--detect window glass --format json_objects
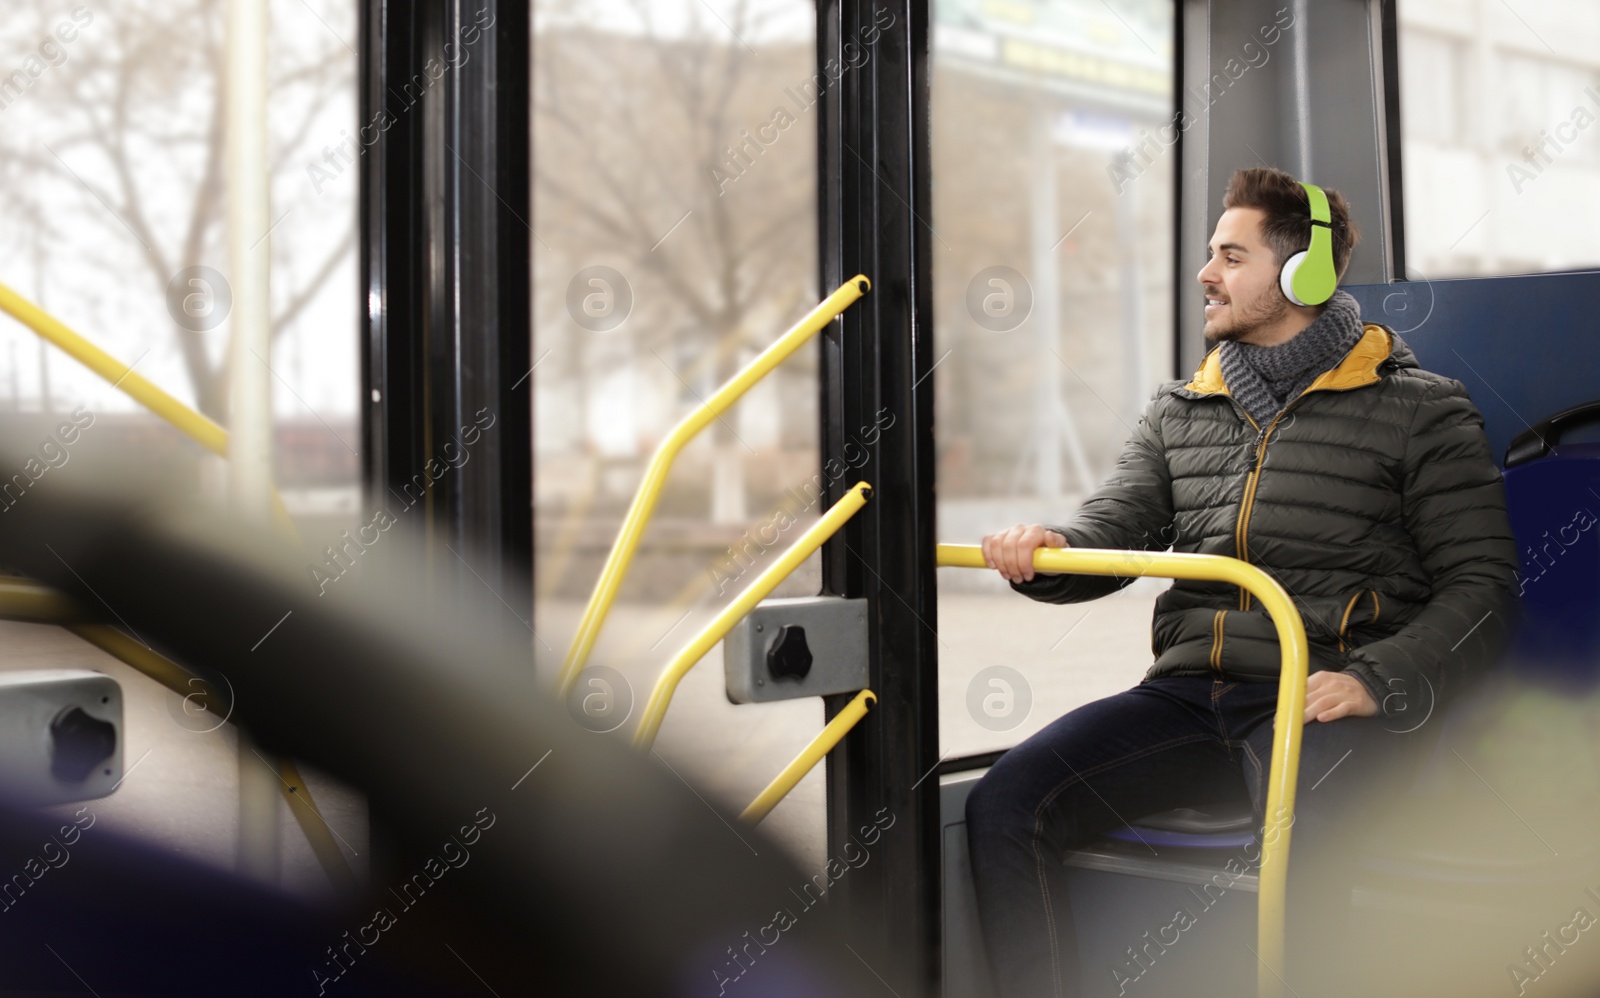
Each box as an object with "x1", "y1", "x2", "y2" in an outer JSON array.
[
  {"x1": 532, "y1": 0, "x2": 826, "y2": 865},
  {"x1": 1399, "y1": 1, "x2": 1600, "y2": 277},
  {"x1": 931, "y1": 0, "x2": 1175, "y2": 758},
  {"x1": 1400, "y1": 32, "x2": 1460, "y2": 145}
]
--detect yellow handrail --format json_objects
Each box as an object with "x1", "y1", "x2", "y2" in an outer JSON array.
[
  {"x1": 0, "y1": 280, "x2": 297, "y2": 539},
  {"x1": 741, "y1": 688, "x2": 875, "y2": 825},
  {"x1": 0, "y1": 577, "x2": 78, "y2": 622},
  {"x1": 934, "y1": 544, "x2": 1308, "y2": 998},
  {"x1": 559, "y1": 275, "x2": 872, "y2": 698},
  {"x1": 0, "y1": 580, "x2": 234, "y2": 728},
  {"x1": 65, "y1": 622, "x2": 231, "y2": 721},
  {"x1": 0, "y1": 281, "x2": 228, "y2": 453},
  {"x1": 278, "y1": 759, "x2": 359, "y2": 892},
  {"x1": 632, "y1": 481, "x2": 873, "y2": 751}
]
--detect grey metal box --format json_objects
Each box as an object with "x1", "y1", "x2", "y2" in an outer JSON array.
[
  {"x1": 724, "y1": 596, "x2": 869, "y2": 703},
  {"x1": 0, "y1": 670, "x2": 123, "y2": 805}
]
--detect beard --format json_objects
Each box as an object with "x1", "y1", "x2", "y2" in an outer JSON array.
[{"x1": 1203, "y1": 286, "x2": 1290, "y2": 343}]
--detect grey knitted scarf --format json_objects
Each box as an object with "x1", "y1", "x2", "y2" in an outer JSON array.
[{"x1": 1219, "y1": 290, "x2": 1364, "y2": 427}]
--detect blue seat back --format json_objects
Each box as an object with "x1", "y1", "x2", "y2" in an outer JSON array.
[{"x1": 1344, "y1": 272, "x2": 1600, "y2": 466}]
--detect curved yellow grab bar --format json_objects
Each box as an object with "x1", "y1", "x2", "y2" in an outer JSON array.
[
  {"x1": 0, "y1": 280, "x2": 297, "y2": 539},
  {"x1": 741, "y1": 688, "x2": 876, "y2": 825},
  {"x1": 633, "y1": 481, "x2": 872, "y2": 751},
  {"x1": 935, "y1": 544, "x2": 1308, "y2": 996},
  {"x1": 559, "y1": 275, "x2": 872, "y2": 698}
]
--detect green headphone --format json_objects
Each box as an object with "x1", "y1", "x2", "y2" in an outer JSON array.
[{"x1": 1279, "y1": 181, "x2": 1337, "y2": 306}]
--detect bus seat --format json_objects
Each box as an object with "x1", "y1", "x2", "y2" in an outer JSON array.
[
  {"x1": 1102, "y1": 801, "x2": 1256, "y2": 849},
  {"x1": 1500, "y1": 405, "x2": 1600, "y2": 687}
]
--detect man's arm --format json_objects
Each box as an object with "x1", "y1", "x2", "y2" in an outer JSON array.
[
  {"x1": 1340, "y1": 380, "x2": 1520, "y2": 708},
  {"x1": 987, "y1": 392, "x2": 1176, "y2": 604}
]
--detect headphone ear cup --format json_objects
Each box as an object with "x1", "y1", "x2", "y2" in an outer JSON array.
[{"x1": 1279, "y1": 251, "x2": 1309, "y2": 306}]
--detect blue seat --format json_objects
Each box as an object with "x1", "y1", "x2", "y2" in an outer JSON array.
[{"x1": 1501, "y1": 404, "x2": 1600, "y2": 687}]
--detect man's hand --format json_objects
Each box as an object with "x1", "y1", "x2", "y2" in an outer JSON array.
[
  {"x1": 981, "y1": 524, "x2": 1068, "y2": 584},
  {"x1": 1303, "y1": 671, "x2": 1378, "y2": 724}
]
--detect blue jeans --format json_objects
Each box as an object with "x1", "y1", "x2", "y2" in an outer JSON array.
[{"x1": 964, "y1": 675, "x2": 1435, "y2": 998}]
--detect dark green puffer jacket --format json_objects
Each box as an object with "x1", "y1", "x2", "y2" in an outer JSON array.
[{"x1": 1014, "y1": 323, "x2": 1519, "y2": 708}]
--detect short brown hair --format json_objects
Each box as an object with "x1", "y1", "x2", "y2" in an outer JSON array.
[{"x1": 1222, "y1": 167, "x2": 1360, "y2": 280}]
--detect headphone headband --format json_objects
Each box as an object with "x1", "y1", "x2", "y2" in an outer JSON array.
[{"x1": 1301, "y1": 181, "x2": 1331, "y2": 225}]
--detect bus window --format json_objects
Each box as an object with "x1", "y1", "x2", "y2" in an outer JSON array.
[
  {"x1": 532, "y1": 0, "x2": 829, "y2": 868},
  {"x1": 930, "y1": 0, "x2": 1177, "y2": 759},
  {"x1": 1398, "y1": 0, "x2": 1600, "y2": 278}
]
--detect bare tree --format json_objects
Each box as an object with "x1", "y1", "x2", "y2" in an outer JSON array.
[{"x1": 533, "y1": 0, "x2": 818, "y2": 521}]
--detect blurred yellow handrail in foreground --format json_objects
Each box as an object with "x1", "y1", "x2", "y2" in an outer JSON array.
[{"x1": 935, "y1": 543, "x2": 1309, "y2": 998}]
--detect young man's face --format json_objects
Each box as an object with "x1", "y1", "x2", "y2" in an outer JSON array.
[{"x1": 1196, "y1": 206, "x2": 1293, "y2": 344}]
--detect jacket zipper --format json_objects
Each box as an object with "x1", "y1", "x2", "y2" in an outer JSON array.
[
  {"x1": 1336, "y1": 591, "x2": 1364, "y2": 652},
  {"x1": 1209, "y1": 609, "x2": 1226, "y2": 673},
  {"x1": 1208, "y1": 398, "x2": 1260, "y2": 672},
  {"x1": 1338, "y1": 589, "x2": 1381, "y2": 652},
  {"x1": 1228, "y1": 370, "x2": 1386, "y2": 610},
  {"x1": 1232, "y1": 402, "x2": 1297, "y2": 611},
  {"x1": 1205, "y1": 344, "x2": 1393, "y2": 624}
]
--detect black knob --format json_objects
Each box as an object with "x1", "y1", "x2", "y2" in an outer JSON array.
[
  {"x1": 51, "y1": 706, "x2": 116, "y2": 783},
  {"x1": 766, "y1": 625, "x2": 813, "y2": 682}
]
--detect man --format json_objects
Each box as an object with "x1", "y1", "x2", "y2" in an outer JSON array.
[{"x1": 965, "y1": 167, "x2": 1518, "y2": 998}]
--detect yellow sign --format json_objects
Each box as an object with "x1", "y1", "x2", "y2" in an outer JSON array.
[{"x1": 1001, "y1": 37, "x2": 1169, "y2": 95}]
